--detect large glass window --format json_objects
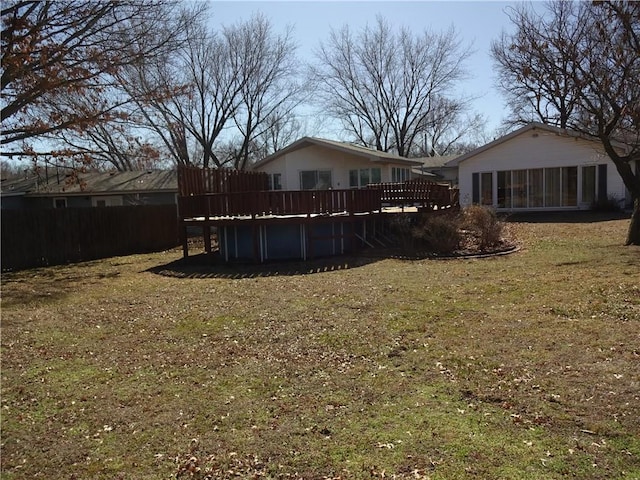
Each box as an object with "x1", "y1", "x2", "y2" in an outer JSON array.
[
  {"x1": 300, "y1": 170, "x2": 332, "y2": 190},
  {"x1": 392, "y1": 167, "x2": 410, "y2": 183},
  {"x1": 529, "y1": 169, "x2": 544, "y2": 207},
  {"x1": 497, "y1": 171, "x2": 511, "y2": 208},
  {"x1": 562, "y1": 166, "x2": 578, "y2": 206},
  {"x1": 581, "y1": 166, "x2": 596, "y2": 204},
  {"x1": 481, "y1": 166, "x2": 580, "y2": 209},
  {"x1": 349, "y1": 168, "x2": 381, "y2": 188},
  {"x1": 480, "y1": 172, "x2": 493, "y2": 205},
  {"x1": 545, "y1": 168, "x2": 561, "y2": 207},
  {"x1": 512, "y1": 169, "x2": 527, "y2": 208}
]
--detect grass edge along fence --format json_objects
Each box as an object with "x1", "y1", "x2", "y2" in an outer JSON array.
[{"x1": 1, "y1": 204, "x2": 179, "y2": 272}]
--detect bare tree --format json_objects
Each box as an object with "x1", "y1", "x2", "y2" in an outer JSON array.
[
  {"x1": 252, "y1": 111, "x2": 305, "y2": 161},
  {"x1": 1, "y1": 0, "x2": 190, "y2": 151},
  {"x1": 39, "y1": 2, "x2": 205, "y2": 171},
  {"x1": 415, "y1": 97, "x2": 488, "y2": 156},
  {"x1": 226, "y1": 15, "x2": 303, "y2": 170},
  {"x1": 492, "y1": 0, "x2": 640, "y2": 245},
  {"x1": 120, "y1": 13, "x2": 301, "y2": 170},
  {"x1": 492, "y1": 1, "x2": 587, "y2": 129},
  {"x1": 310, "y1": 16, "x2": 472, "y2": 157}
]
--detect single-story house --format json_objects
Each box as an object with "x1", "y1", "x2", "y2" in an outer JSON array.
[
  {"x1": 412, "y1": 155, "x2": 460, "y2": 185},
  {"x1": 456, "y1": 122, "x2": 635, "y2": 211},
  {"x1": 251, "y1": 137, "x2": 423, "y2": 190},
  {"x1": 1, "y1": 169, "x2": 178, "y2": 209}
]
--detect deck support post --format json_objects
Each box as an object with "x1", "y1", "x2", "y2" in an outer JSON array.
[
  {"x1": 203, "y1": 224, "x2": 211, "y2": 254},
  {"x1": 181, "y1": 222, "x2": 189, "y2": 259}
]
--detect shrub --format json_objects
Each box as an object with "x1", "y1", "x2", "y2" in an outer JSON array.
[
  {"x1": 461, "y1": 205, "x2": 503, "y2": 249},
  {"x1": 590, "y1": 195, "x2": 622, "y2": 212},
  {"x1": 413, "y1": 213, "x2": 462, "y2": 254}
]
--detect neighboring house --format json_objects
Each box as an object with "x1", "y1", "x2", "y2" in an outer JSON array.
[
  {"x1": 1, "y1": 170, "x2": 178, "y2": 209},
  {"x1": 456, "y1": 122, "x2": 635, "y2": 211},
  {"x1": 252, "y1": 137, "x2": 423, "y2": 190},
  {"x1": 412, "y1": 155, "x2": 460, "y2": 185}
]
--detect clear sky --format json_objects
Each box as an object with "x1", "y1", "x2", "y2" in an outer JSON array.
[{"x1": 208, "y1": 0, "x2": 522, "y2": 139}]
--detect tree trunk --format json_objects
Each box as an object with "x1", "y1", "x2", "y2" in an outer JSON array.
[{"x1": 626, "y1": 197, "x2": 640, "y2": 246}]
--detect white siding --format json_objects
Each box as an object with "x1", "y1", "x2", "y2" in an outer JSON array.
[
  {"x1": 459, "y1": 129, "x2": 627, "y2": 209},
  {"x1": 256, "y1": 145, "x2": 408, "y2": 190}
]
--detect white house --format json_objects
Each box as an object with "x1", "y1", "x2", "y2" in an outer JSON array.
[
  {"x1": 252, "y1": 137, "x2": 423, "y2": 190},
  {"x1": 457, "y1": 122, "x2": 633, "y2": 211}
]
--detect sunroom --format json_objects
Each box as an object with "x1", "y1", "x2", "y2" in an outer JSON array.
[
  {"x1": 457, "y1": 123, "x2": 630, "y2": 211},
  {"x1": 472, "y1": 164, "x2": 608, "y2": 210}
]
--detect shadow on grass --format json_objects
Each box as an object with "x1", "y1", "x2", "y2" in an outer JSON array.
[
  {"x1": 502, "y1": 210, "x2": 630, "y2": 224},
  {"x1": 146, "y1": 252, "x2": 384, "y2": 279}
]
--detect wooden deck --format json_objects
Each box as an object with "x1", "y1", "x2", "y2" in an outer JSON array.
[
  {"x1": 177, "y1": 166, "x2": 459, "y2": 262},
  {"x1": 179, "y1": 188, "x2": 382, "y2": 220}
]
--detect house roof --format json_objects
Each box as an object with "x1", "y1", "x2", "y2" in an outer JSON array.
[
  {"x1": 1, "y1": 170, "x2": 178, "y2": 197},
  {"x1": 453, "y1": 122, "x2": 622, "y2": 165},
  {"x1": 252, "y1": 137, "x2": 423, "y2": 169},
  {"x1": 414, "y1": 155, "x2": 460, "y2": 168}
]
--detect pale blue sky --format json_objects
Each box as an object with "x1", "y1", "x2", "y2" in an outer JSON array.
[{"x1": 209, "y1": 1, "x2": 523, "y2": 139}]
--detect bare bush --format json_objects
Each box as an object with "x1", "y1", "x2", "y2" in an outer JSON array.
[
  {"x1": 461, "y1": 205, "x2": 503, "y2": 249},
  {"x1": 413, "y1": 213, "x2": 462, "y2": 254}
]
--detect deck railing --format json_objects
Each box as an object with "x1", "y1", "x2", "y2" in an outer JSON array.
[
  {"x1": 177, "y1": 166, "x2": 458, "y2": 219},
  {"x1": 368, "y1": 180, "x2": 459, "y2": 209},
  {"x1": 178, "y1": 165, "x2": 268, "y2": 196},
  {"x1": 179, "y1": 188, "x2": 383, "y2": 219}
]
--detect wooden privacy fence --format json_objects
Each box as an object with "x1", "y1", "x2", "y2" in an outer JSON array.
[
  {"x1": 368, "y1": 179, "x2": 460, "y2": 209},
  {"x1": 1, "y1": 205, "x2": 179, "y2": 271},
  {"x1": 179, "y1": 188, "x2": 382, "y2": 219},
  {"x1": 178, "y1": 165, "x2": 268, "y2": 196}
]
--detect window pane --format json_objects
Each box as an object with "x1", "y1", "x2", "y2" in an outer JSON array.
[
  {"x1": 562, "y1": 166, "x2": 577, "y2": 206},
  {"x1": 481, "y1": 172, "x2": 492, "y2": 205},
  {"x1": 497, "y1": 170, "x2": 511, "y2": 208},
  {"x1": 529, "y1": 169, "x2": 544, "y2": 207},
  {"x1": 318, "y1": 170, "x2": 332, "y2": 189},
  {"x1": 472, "y1": 172, "x2": 480, "y2": 204},
  {"x1": 300, "y1": 171, "x2": 317, "y2": 190},
  {"x1": 545, "y1": 168, "x2": 561, "y2": 207},
  {"x1": 582, "y1": 166, "x2": 596, "y2": 204},
  {"x1": 273, "y1": 173, "x2": 282, "y2": 190},
  {"x1": 359, "y1": 169, "x2": 370, "y2": 187},
  {"x1": 349, "y1": 170, "x2": 358, "y2": 188},
  {"x1": 512, "y1": 169, "x2": 527, "y2": 208},
  {"x1": 371, "y1": 168, "x2": 381, "y2": 184}
]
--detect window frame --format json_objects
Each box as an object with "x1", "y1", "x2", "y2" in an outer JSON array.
[
  {"x1": 299, "y1": 169, "x2": 332, "y2": 190},
  {"x1": 267, "y1": 173, "x2": 282, "y2": 191},
  {"x1": 391, "y1": 167, "x2": 410, "y2": 183},
  {"x1": 493, "y1": 166, "x2": 580, "y2": 209},
  {"x1": 348, "y1": 167, "x2": 382, "y2": 188}
]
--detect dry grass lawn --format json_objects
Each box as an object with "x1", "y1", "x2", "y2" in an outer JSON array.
[{"x1": 1, "y1": 212, "x2": 639, "y2": 479}]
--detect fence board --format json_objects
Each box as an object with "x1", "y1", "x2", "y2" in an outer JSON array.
[
  {"x1": 178, "y1": 165, "x2": 268, "y2": 196},
  {"x1": 1, "y1": 205, "x2": 179, "y2": 271}
]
